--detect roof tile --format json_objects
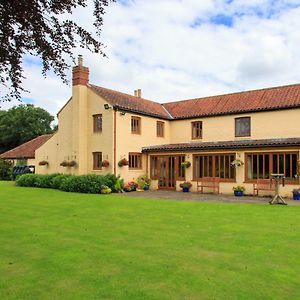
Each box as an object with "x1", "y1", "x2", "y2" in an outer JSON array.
[{"x1": 0, "y1": 134, "x2": 53, "y2": 159}]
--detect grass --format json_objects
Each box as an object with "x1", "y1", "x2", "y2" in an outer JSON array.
[{"x1": 1, "y1": 181, "x2": 300, "y2": 300}]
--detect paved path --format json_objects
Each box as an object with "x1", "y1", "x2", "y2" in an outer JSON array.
[{"x1": 119, "y1": 190, "x2": 300, "y2": 206}]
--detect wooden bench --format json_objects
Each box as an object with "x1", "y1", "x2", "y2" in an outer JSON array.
[
  {"x1": 253, "y1": 179, "x2": 275, "y2": 196},
  {"x1": 197, "y1": 177, "x2": 220, "y2": 194}
]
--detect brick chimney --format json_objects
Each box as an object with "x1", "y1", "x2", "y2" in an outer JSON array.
[{"x1": 72, "y1": 55, "x2": 89, "y2": 85}]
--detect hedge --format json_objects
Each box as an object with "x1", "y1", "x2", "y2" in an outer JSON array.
[{"x1": 16, "y1": 173, "x2": 118, "y2": 194}]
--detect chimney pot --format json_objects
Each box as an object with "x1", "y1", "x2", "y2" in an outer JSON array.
[
  {"x1": 137, "y1": 89, "x2": 141, "y2": 98},
  {"x1": 78, "y1": 55, "x2": 83, "y2": 66}
]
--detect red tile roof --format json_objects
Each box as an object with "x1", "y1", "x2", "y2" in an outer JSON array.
[
  {"x1": 90, "y1": 85, "x2": 171, "y2": 119},
  {"x1": 0, "y1": 134, "x2": 53, "y2": 159},
  {"x1": 90, "y1": 83, "x2": 300, "y2": 119},
  {"x1": 142, "y1": 138, "x2": 300, "y2": 152},
  {"x1": 163, "y1": 83, "x2": 300, "y2": 119}
]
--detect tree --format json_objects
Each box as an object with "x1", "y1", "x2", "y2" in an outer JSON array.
[
  {"x1": 0, "y1": 0, "x2": 114, "y2": 101},
  {"x1": 0, "y1": 104, "x2": 54, "y2": 153}
]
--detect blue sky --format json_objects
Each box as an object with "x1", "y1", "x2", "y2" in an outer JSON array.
[{"x1": 2, "y1": 0, "x2": 300, "y2": 115}]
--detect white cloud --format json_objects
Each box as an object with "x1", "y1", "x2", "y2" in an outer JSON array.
[{"x1": 3, "y1": 0, "x2": 300, "y2": 114}]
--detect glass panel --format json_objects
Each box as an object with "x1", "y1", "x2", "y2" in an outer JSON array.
[
  {"x1": 292, "y1": 154, "x2": 298, "y2": 179},
  {"x1": 265, "y1": 155, "x2": 270, "y2": 179},
  {"x1": 258, "y1": 154, "x2": 264, "y2": 179}
]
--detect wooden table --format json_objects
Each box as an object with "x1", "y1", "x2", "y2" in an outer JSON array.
[{"x1": 269, "y1": 174, "x2": 287, "y2": 205}]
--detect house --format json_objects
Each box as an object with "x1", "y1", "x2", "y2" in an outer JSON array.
[
  {"x1": 0, "y1": 134, "x2": 53, "y2": 166},
  {"x1": 35, "y1": 56, "x2": 300, "y2": 197}
]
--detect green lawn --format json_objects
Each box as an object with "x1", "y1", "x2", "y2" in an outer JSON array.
[{"x1": 1, "y1": 181, "x2": 300, "y2": 300}]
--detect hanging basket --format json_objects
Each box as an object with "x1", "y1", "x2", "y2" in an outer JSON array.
[
  {"x1": 102, "y1": 160, "x2": 110, "y2": 167},
  {"x1": 68, "y1": 161, "x2": 77, "y2": 167},
  {"x1": 118, "y1": 158, "x2": 129, "y2": 167},
  {"x1": 60, "y1": 160, "x2": 68, "y2": 167}
]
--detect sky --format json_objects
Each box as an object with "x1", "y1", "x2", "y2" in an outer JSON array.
[{"x1": 2, "y1": 0, "x2": 300, "y2": 116}]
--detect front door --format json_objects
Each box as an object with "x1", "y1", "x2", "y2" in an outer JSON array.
[{"x1": 158, "y1": 156, "x2": 176, "y2": 189}]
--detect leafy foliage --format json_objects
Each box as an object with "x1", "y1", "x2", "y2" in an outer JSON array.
[
  {"x1": 0, "y1": 158, "x2": 13, "y2": 180},
  {"x1": 0, "y1": 104, "x2": 54, "y2": 153},
  {"x1": 16, "y1": 174, "x2": 39, "y2": 187},
  {"x1": 0, "y1": 0, "x2": 114, "y2": 101},
  {"x1": 16, "y1": 173, "x2": 118, "y2": 194}
]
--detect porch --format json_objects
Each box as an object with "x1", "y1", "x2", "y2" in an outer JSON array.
[{"x1": 120, "y1": 190, "x2": 300, "y2": 205}]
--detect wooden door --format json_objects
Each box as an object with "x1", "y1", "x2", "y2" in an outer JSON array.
[{"x1": 158, "y1": 156, "x2": 176, "y2": 189}]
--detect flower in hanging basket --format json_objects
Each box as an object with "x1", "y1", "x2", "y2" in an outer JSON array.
[
  {"x1": 39, "y1": 160, "x2": 48, "y2": 166},
  {"x1": 231, "y1": 159, "x2": 244, "y2": 168},
  {"x1": 181, "y1": 161, "x2": 191, "y2": 169},
  {"x1": 118, "y1": 158, "x2": 129, "y2": 167},
  {"x1": 68, "y1": 160, "x2": 77, "y2": 167},
  {"x1": 60, "y1": 160, "x2": 68, "y2": 167},
  {"x1": 101, "y1": 160, "x2": 110, "y2": 167}
]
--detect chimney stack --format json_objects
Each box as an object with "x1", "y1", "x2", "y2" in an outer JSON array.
[
  {"x1": 72, "y1": 55, "x2": 89, "y2": 86},
  {"x1": 134, "y1": 89, "x2": 142, "y2": 98}
]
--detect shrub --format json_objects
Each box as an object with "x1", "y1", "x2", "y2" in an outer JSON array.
[
  {"x1": 16, "y1": 173, "x2": 122, "y2": 194},
  {"x1": 16, "y1": 174, "x2": 39, "y2": 187},
  {"x1": 102, "y1": 174, "x2": 118, "y2": 191},
  {"x1": 0, "y1": 159, "x2": 13, "y2": 180},
  {"x1": 59, "y1": 175, "x2": 106, "y2": 194},
  {"x1": 51, "y1": 174, "x2": 70, "y2": 189},
  {"x1": 35, "y1": 174, "x2": 60, "y2": 188}
]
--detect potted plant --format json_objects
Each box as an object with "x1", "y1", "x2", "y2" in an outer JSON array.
[
  {"x1": 39, "y1": 160, "x2": 48, "y2": 166},
  {"x1": 179, "y1": 181, "x2": 192, "y2": 192},
  {"x1": 118, "y1": 158, "x2": 129, "y2": 167},
  {"x1": 68, "y1": 160, "x2": 77, "y2": 167},
  {"x1": 292, "y1": 188, "x2": 300, "y2": 200},
  {"x1": 123, "y1": 181, "x2": 138, "y2": 192},
  {"x1": 114, "y1": 177, "x2": 124, "y2": 193},
  {"x1": 137, "y1": 175, "x2": 151, "y2": 191},
  {"x1": 60, "y1": 160, "x2": 68, "y2": 167},
  {"x1": 231, "y1": 159, "x2": 244, "y2": 168},
  {"x1": 101, "y1": 160, "x2": 109, "y2": 167},
  {"x1": 233, "y1": 186, "x2": 245, "y2": 196},
  {"x1": 181, "y1": 161, "x2": 191, "y2": 169}
]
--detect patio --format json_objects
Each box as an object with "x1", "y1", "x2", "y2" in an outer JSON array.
[{"x1": 120, "y1": 190, "x2": 300, "y2": 206}]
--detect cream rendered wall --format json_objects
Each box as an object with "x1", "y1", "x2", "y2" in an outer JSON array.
[
  {"x1": 170, "y1": 108, "x2": 300, "y2": 143},
  {"x1": 35, "y1": 133, "x2": 59, "y2": 174},
  {"x1": 35, "y1": 87, "x2": 115, "y2": 176},
  {"x1": 116, "y1": 112, "x2": 171, "y2": 182},
  {"x1": 86, "y1": 89, "x2": 114, "y2": 175}
]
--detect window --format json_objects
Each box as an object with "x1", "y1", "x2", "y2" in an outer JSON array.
[
  {"x1": 131, "y1": 116, "x2": 141, "y2": 134},
  {"x1": 235, "y1": 117, "x2": 250, "y2": 137},
  {"x1": 157, "y1": 121, "x2": 164, "y2": 137},
  {"x1": 93, "y1": 152, "x2": 102, "y2": 170},
  {"x1": 246, "y1": 152, "x2": 298, "y2": 182},
  {"x1": 191, "y1": 121, "x2": 202, "y2": 139},
  {"x1": 193, "y1": 154, "x2": 236, "y2": 181},
  {"x1": 129, "y1": 153, "x2": 142, "y2": 169},
  {"x1": 93, "y1": 114, "x2": 102, "y2": 132}
]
